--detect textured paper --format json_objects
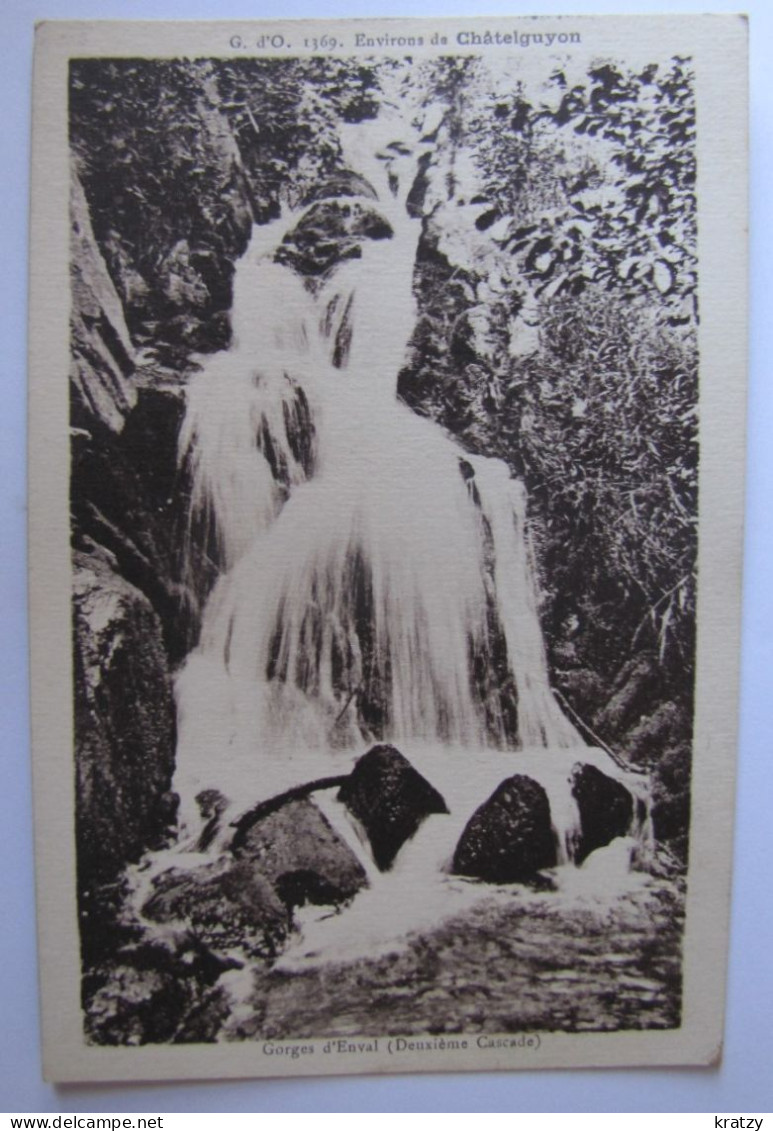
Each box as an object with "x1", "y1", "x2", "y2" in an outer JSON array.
[{"x1": 29, "y1": 16, "x2": 747, "y2": 1082}]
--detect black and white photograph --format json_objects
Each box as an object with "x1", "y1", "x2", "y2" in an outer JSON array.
[{"x1": 26, "y1": 15, "x2": 747, "y2": 1082}]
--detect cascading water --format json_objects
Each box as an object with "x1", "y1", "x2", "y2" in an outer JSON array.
[{"x1": 172, "y1": 111, "x2": 650, "y2": 919}]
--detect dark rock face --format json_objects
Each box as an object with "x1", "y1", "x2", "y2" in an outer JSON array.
[
  {"x1": 70, "y1": 173, "x2": 137, "y2": 434},
  {"x1": 452, "y1": 774, "x2": 558, "y2": 883},
  {"x1": 71, "y1": 387, "x2": 192, "y2": 663},
  {"x1": 71, "y1": 60, "x2": 255, "y2": 366},
  {"x1": 142, "y1": 860, "x2": 289, "y2": 959},
  {"x1": 570, "y1": 762, "x2": 634, "y2": 865},
  {"x1": 234, "y1": 797, "x2": 368, "y2": 908},
  {"x1": 337, "y1": 745, "x2": 449, "y2": 871},
  {"x1": 73, "y1": 549, "x2": 176, "y2": 888}
]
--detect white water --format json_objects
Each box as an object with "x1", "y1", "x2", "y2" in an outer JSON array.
[{"x1": 172, "y1": 111, "x2": 649, "y2": 927}]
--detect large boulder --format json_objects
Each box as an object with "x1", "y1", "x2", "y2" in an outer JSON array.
[
  {"x1": 234, "y1": 797, "x2": 368, "y2": 909},
  {"x1": 452, "y1": 774, "x2": 557, "y2": 883},
  {"x1": 337, "y1": 745, "x2": 449, "y2": 871},
  {"x1": 142, "y1": 860, "x2": 289, "y2": 960},
  {"x1": 622, "y1": 701, "x2": 688, "y2": 765},
  {"x1": 570, "y1": 762, "x2": 634, "y2": 865},
  {"x1": 73, "y1": 549, "x2": 176, "y2": 888}
]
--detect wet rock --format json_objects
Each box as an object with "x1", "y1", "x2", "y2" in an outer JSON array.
[
  {"x1": 570, "y1": 762, "x2": 634, "y2": 865},
  {"x1": 623, "y1": 701, "x2": 688, "y2": 766},
  {"x1": 302, "y1": 170, "x2": 380, "y2": 206},
  {"x1": 452, "y1": 774, "x2": 557, "y2": 883},
  {"x1": 142, "y1": 860, "x2": 289, "y2": 959},
  {"x1": 235, "y1": 797, "x2": 368, "y2": 907},
  {"x1": 195, "y1": 789, "x2": 229, "y2": 851},
  {"x1": 73, "y1": 550, "x2": 176, "y2": 888},
  {"x1": 337, "y1": 744, "x2": 449, "y2": 871}
]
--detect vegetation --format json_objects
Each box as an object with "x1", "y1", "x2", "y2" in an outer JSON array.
[{"x1": 70, "y1": 53, "x2": 698, "y2": 855}]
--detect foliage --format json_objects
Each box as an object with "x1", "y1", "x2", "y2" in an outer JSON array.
[
  {"x1": 515, "y1": 291, "x2": 697, "y2": 684},
  {"x1": 398, "y1": 54, "x2": 698, "y2": 763},
  {"x1": 470, "y1": 58, "x2": 697, "y2": 325}
]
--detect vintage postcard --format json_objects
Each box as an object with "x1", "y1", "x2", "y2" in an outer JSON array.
[{"x1": 28, "y1": 16, "x2": 747, "y2": 1082}]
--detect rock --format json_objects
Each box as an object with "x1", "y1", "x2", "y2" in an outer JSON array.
[
  {"x1": 83, "y1": 938, "x2": 234, "y2": 1046},
  {"x1": 592, "y1": 653, "x2": 661, "y2": 740},
  {"x1": 101, "y1": 228, "x2": 151, "y2": 312},
  {"x1": 159, "y1": 239, "x2": 210, "y2": 310},
  {"x1": 195, "y1": 789, "x2": 229, "y2": 851},
  {"x1": 71, "y1": 386, "x2": 193, "y2": 662},
  {"x1": 337, "y1": 744, "x2": 449, "y2": 871},
  {"x1": 70, "y1": 173, "x2": 137, "y2": 433},
  {"x1": 85, "y1": 956, "x2": 189, "y2": 1046},
  {"x1": 452, "y1": 774, "x2": 558, "y2": 883},
  {"x1": 73, "y1": 549, "x2": 176, "y2": 888},
  {"x1": 142, "y1": 860, "x2": 289, "y2": 959},
  {"x1": 234, "y1": 797, "x2": 368, "y2": 908},
  {"x1": 554, "y1": 667, "x2": 607, "y2": 719},
  {"x1": 171, "y1": 986, "x2": 233, "y2": 1044},
  {"x1": 276, "y1": 199, "x2": 393, "y2": 280},
  {"x1": 570, "y1": 762, "x2": 634, "y2": 865},
  {"x1": 302, "y1": 170, "x2": 380, "y2": 206}
]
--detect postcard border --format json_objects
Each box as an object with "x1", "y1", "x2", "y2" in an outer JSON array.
[{"x1": 28, "y1": 14, "x2": 748, "y2": 1082}]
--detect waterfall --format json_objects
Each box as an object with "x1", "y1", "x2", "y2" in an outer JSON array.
[{"x1": 173, "y1": 111, "x2": 602, "y2": 852}]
